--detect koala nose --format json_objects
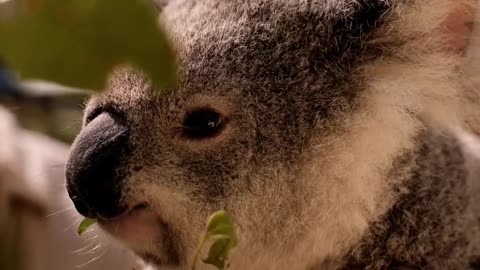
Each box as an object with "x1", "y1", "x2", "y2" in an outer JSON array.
[{"x1": 65, "y1": 112, "x2": 130, "y2": 219}]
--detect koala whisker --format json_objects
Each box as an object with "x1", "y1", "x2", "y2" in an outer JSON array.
[
  {"x1": 74, "y1": 250, "x2": 108, "y2": 269},
  {"x1": 72, "y1": 238, "x2": 100, "y2": 254},
  {"x1": 63, "y1": 216, "x2": 82, "y2": 232},
  {"x1": 46, "y1": 206, "x2": 74, "y2": 217}
]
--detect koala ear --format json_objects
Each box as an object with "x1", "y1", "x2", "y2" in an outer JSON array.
[
  {"x1": 442, "y1": 1, "x2": 475, "y2": 51},
  {"x1": 379, "y1": 0, "x2": 475, "y2": 51}
]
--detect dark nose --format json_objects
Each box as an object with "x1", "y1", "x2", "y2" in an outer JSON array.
[{"x1": 66, "y1": 112, "x2": 130, "y2": 219}]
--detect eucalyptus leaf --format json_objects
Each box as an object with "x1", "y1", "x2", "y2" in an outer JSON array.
[
  {"x1": 192, "y1": 210, "x2": 238, "y2": 270},
  {"x1": 201, "y1": 238, "x2": 230, "y2": 269},
  {"x1": 205, "y1": 210, "x2": 237, "y2": 244},
  {"x1": 77, "y1": 218, "x2": 96, "y2": 235}
]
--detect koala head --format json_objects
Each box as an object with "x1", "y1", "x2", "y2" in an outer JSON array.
[{"x1": 65, "y1": 0, "x2": 471, "y2": 269}]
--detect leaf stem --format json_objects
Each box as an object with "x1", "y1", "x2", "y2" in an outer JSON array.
[{"x1": 192, "y1": 235, "x2": 208, "y2": 270}]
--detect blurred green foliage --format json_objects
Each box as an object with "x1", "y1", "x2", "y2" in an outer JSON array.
[
  {"x1": 0, "y1": 0, "x2": 177, "y2": 91},
  {"x1": 0, "y1": 0, "x2": 178, "y2": 142}
]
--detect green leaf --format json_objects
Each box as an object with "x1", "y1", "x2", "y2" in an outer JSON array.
[
  {"x1": 192, "y1": 210, "x2": 238, "y2": 270},
  {"x1": 0, "y1": 0, "x2": 177, "y2": 91},
  {"x1": 77, "y1": 218, "x2": 96, "y2": 235},
  {"x1": 201, "y1": 238, "x2": 230, "y2": 269},
  {"x1": 205, "y1": 210, "x2": 237, "y2": 244}
]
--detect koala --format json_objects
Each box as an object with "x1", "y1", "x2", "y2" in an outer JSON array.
[{"x1": 65, "y1": 0, "x2": 480, "y2": 269}]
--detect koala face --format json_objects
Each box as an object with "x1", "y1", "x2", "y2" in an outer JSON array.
[{"x1": 66, "y1": 0, "x2": 469, "y2": 268}]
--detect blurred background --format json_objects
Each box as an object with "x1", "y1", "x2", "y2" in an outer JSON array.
[
  {"x1": 0, "y1": 1, "x2": 141, "y2": 270},
  {"x1": 0, "y1": 53, "x2": 142, "y2": 270},
  {"x1": 0, "y1": 0, "x2": 86, "y2": 143},
  {"x1": 0, "y1": 66, "x2": 86, "y2": 143}
]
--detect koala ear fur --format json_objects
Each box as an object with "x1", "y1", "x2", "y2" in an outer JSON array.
[
  {"x1": 322, "y1": 0, "x2": 474, "y2": 52},
  {"x1": 442, "y1": 1, "x2": 476, "y2": 51},
  {"x1": 384, "y1": 0, "x2": 475, "y2": 50}
]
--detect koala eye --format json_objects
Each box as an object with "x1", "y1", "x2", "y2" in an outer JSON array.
[{"x1": 182, "y1": 108, "x2": 225, "y2": 139}]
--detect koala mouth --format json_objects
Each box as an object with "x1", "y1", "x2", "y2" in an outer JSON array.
[
  {"x1": 97, "y1": 202, "x2": 148, "y2": 222},
  {"x1": 97, "y1": 202, "x2": 183, "y2": 266},
  {"x1": 97, "y1": 203, "x2": 159, "y2": 245},
  {"x1": 96, "y1": 203, "x2": 148, "y2": 221}
]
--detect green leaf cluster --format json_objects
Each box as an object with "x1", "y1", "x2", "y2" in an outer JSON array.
[{"x1": 0, "y1": 0, "x2": 177, "y2": 91}]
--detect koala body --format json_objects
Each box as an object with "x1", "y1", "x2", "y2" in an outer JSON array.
[{"x1": 66, "y1": 0, "x2": 480, "y2": 269}]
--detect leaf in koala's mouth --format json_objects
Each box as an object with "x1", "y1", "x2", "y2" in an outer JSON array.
[{"x1": 77, "y1": 218, "x2": 96, "y2": 235}]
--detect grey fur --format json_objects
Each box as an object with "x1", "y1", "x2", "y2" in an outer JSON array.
[
  {"x1": 337, "y1": 130, "x2": 480, "y2": 270},
  {"x1": 66, "y1": 0, "x2": 480, "y2": 269}
]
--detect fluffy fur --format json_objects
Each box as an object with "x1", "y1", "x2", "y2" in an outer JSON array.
[{"x1": 67, "y1": 0, "x2": 480, "y2": 269}]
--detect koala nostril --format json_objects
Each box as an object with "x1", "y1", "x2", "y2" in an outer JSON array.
[{"x1": 66, "y1": 112, "x2": 130, "y2": 219}]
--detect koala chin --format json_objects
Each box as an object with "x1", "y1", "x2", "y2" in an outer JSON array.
[{"x1": 65, "y1": 0, "x2": 480, "y2": 269}]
